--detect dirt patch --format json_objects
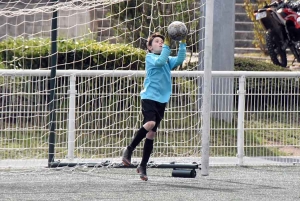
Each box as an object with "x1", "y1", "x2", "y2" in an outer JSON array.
[
  {"x1": 279, "y1": 146, "x2": 300, "y2": 156},
  {"x1": 266, "y1": 141, "x2": 300, "y2": 156}
]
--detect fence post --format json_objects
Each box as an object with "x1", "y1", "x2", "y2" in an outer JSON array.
[
  {"x1": 237, "y1": 75, "x2": 245, "y2": 166},
  {"x1": 67, "y1": 74, "x2": 77, "y2": 161}
]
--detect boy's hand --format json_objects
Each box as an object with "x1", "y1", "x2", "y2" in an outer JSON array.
[{"x1": 164, "y1": 32, "x2": 171, "y2": 46}]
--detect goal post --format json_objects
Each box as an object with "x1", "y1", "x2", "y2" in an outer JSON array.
[
  {"x1": 0, "y1": 0, "x2": 207, "y2": 169},
  {"x1": 200, "y1": 0, "x2": 236, "y2": 176},
  {"x1": 0, "y1": 0, "x2": 299, "y2": 171},
  {"x1": 201, "y1": 0, "x2": 213, "y2": 176}
]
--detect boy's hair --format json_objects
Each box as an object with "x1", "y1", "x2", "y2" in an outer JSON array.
[{"x1": 146, "y1": 32, "x2": 165, "y2": 52}]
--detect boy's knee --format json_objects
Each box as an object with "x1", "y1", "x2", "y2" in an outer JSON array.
[
  {"x1": 143, "y1": 121, "x2": 156, "y2": 131},
  {"x1": 146, "y1": 130, "x2": 156, "y2": 139}
]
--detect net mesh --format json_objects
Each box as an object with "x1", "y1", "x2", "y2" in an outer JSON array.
[{"x1": 0, "y1": 0, "x2": 205, "y2": 167}]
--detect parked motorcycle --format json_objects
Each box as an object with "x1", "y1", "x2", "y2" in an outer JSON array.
[{"x1": 254, "y1": 2, "x2": 300, "y2": 67}]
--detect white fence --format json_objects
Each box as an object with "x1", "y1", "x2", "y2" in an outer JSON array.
[{"x1": 0, "y1": 70, "x2": 299, "y2": 167}]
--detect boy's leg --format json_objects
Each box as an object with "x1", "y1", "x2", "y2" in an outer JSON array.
[
  {"x1": 122, "y1": 126, "x2": 148, "y2": 166},
  {"x1": 140, "y1": 131, "x2": 155, "y2": 167},
  {"x1": 128, "y1": 127, "x2": 148, "y2": 149},
  {"x1": 138, "y1": 101, "x2": 166, "y2": 181},
  {"x1": 137, "y1": 132, "x2": 154, "y2": 181},
  {"x1": 122, "y1": 99, "x2": 156, "y2": 166},
  {"x1": 138, "y1": 131, "x2": 154, "y2": 181}
]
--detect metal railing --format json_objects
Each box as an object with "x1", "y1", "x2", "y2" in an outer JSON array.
[{"x1": 0, "y1": 70, "x2": 299, "y2": 166}]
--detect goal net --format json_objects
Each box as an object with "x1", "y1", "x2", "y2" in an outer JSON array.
[{"x1": 0, "y1": 0, "x2": 205, "y2": 168}]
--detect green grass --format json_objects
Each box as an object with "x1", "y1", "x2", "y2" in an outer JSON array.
[{"x1": 1, "y1": 113, "x2": 299, "y2": 159}]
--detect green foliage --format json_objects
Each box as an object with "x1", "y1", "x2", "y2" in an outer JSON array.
[
  {"x1": 108, "y1": 0, "x2": 200, "y2": 52},
  {"x1": 234, "y1": 57, "x2": 290, "y2": 71},
  {"x1": 0, "y1": 37, "x2": 146, "y2": 70},
  {"x1": 234, "y1": 58, "x2": 299, "y2": 111},
  {"x1": 244, "y1": 0, "x2": 271, "y2": 54}
]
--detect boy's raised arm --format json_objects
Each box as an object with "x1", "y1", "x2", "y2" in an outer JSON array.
[
  {"x1": 154, "y1": 33, "x2": 171, "y2": 67},
  {"x1": 169, "y1": 40, "x2": 187, "y2": 69}
]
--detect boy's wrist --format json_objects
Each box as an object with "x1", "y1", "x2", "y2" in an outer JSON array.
[
  {"x1": 164, "y1": 38, "x2": 171, "y2": 46},
  {"x1": 164, "y1": 41, "x2": 170, "y2": 46},
  {"x1": 164, "y1": 32, "x2": 171, "y2": 46},
  {"x1": 181, "y1": 38, "x2": 186, "y2": 44}
]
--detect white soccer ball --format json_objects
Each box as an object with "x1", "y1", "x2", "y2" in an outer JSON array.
[{"x1": 167, "y1": 21, "x2": 188, "y2": 41}]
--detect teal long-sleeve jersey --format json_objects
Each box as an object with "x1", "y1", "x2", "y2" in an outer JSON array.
[{"x1": 140, "y1": 43, "x2": 186, "y2": 103}]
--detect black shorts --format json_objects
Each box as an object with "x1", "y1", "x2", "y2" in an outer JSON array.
[{"x1": 141, "y1": 99, "x2": 167, "y2": 132}]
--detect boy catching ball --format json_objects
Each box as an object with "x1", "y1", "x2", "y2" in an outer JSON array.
[{"x1": 122, "y1": 32, "x2": 187, "y2": 181}]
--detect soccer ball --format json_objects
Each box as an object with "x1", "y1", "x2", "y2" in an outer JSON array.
[{"x1": 167, "y1": 21, "x2": 188, "y2": 41}]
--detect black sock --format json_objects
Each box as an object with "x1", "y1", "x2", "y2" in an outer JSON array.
[
  {"x1": 128, "y1": 127, "x2": 148, "y2": 150},
  {"x1": 140, "y1": 138, "x2": 154, "y2": 167}
]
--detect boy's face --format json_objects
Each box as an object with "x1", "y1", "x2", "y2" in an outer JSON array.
[{"x1": 148, "y1": 37, "x2": 164, "y2": 54}]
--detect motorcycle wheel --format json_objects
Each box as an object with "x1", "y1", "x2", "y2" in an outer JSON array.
[{"x1": 266, "y1": 30, "x2": 287, "y2": 67}]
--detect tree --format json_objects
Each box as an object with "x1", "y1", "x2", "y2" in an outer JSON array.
[
  {"x1": 244, "y1": 0, "x2": 272, "y2": 54},
  {"x1": 108, "y1": 0, "x2": 200, "y2": 53}
]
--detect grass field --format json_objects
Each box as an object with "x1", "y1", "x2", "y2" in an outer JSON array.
[{"x1": 0, "y1": 112, "x2": 299, "y2": 160}]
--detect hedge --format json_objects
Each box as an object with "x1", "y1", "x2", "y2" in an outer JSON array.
[
  {"x1": 0, "y1": 37, "x2": 146, "y2": 70},
  {"x1": 234, "y1": 58, "x2": 299, "y2": 110},
  {"x1": 234, "y1": 57, "x2": 290, "y2": 71}
]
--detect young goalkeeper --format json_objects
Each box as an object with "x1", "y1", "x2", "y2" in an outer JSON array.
[{"x1": 122, "y1": 32, "x2": 186, "y2": 181}]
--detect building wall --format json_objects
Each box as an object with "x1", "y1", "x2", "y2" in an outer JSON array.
[{"x1": 0, "y1": 2, "x2": 92, "y2": 40}]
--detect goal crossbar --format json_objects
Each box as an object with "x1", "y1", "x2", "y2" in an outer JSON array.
[{"x1": 0, "y1": 70, "x2": 299, "y2": 77}]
